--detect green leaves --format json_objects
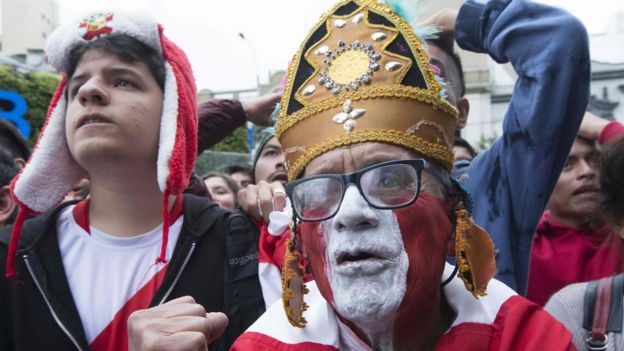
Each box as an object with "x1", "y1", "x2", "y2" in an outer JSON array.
[{"x1": 0, "y1": 65, "x2": 61, "y2": 147}]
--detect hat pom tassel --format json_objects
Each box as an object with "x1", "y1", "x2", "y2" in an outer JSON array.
[
  {"x1": 6, "y1": 205, "x2": 31, "y2": 279},
  {"x1": 156, "y1": 190, "x2": 170, "y2": 264}
]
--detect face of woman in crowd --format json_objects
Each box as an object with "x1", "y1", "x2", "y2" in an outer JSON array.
[{"x1": 204, "y1": 176, "x2": 236, "y2": 211}]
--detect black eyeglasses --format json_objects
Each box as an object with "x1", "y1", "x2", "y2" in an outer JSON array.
[{"x1": 285, "y1": 159, "x2": 444, "y2": 222}]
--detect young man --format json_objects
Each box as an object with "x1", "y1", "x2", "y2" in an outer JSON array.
[
  {"x1": 527, "y1": 114, "x2": 624, "y2": 305},
  {"x1": 0, "y1": 11, "x2": 262, "y2": 351},
  {"x1": 230, "y1": 0, "x2": 583, "y2": 349}
]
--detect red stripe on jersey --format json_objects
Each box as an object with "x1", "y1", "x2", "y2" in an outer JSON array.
[
  {"x1": 72, "y1": 199, "x2": 90, "y2": 233},
  {"x1": 90, "y1": 264, "x2": 169, "y2": 351},
  {"x1": 231, "y1": 332, "x2": 339, "y2": 351},
  {"x1": 434, "y1": 323, "x2": 493, "y2": 350}
]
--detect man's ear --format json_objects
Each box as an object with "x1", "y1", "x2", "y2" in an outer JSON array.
[
  {"x1": 0, "y1": 185, "x2": 16, "y2": 227},
  {"x1": 456, "y1": 97, "x2": 470, "y2": 130}
]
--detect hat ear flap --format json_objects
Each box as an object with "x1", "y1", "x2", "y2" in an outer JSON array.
[
  {"x1": 156, "y1": 26, "x2": 197, "y2": 195},
  {"x1": 11, "y1": 77, "x2": 87, "y2": 213}
]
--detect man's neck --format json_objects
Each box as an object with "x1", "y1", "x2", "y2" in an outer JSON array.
[
  {"x1": 342, "y1": 290, "x2": 454, "y2": 351},
  {"x1": 87, "y1": 173, "x2": 175, "y2": 237},
  {"x1": 548, "y1": 211, "x2": 602, "y2": 230}
]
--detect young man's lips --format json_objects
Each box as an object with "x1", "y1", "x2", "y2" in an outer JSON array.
[{"x1": 77, "y1": 114, "x2": 113, "y2": 128}]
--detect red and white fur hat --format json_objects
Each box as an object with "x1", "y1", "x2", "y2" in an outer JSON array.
[{"x1": 6, "y1": 10, "x2": 198, "y2": 278}]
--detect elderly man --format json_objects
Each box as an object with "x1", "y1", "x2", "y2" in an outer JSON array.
[{"x1": 229, "y1": 0, "x2": 583, "y2": 349}]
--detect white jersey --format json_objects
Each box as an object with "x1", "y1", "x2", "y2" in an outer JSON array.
[{"x1": 56, "y1": 202, "x2": 183, "y2": 348}]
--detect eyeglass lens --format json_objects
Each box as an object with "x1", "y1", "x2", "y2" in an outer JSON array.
[{"x1": 292, "y1": 163, "x2": 420, "y2": 221}]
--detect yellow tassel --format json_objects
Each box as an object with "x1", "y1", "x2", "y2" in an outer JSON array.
[
  {"x1": 281, "y1": 222, "x2": 308, "y2": 328},
  {"x1": 454, "y1": 208, "x2": 497, "y2": 298}
]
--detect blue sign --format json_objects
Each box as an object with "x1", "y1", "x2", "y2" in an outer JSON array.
[{"x1": 0, "y1": 90, "x2": 30, "y2": 139}]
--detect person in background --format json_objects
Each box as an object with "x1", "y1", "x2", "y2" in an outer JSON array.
[
  {"x1": 197, "y1": 93, "x2": 281, "y2": 154},
  {"x1": 527, "y1": 113, "x2": 624, "y2": 306},
  {"x1": 226, "y1": 164, "x2": 254, "y2": 188},
  {"x1": 0, "y1": 152, "x2": 19, "y2": 228},
  {"x1": 0, "y1": 118, "x2": 30, "y2": 168},
  {"x1": 545, "y1": 135, "x2": 624, "y2": 351},
  {"x1": 453, "y1": 137, "x2": 477, "y2": 162},
  {"x1": 64, "y1": 178, "x2": 91, "y2": 202},
  {"x1": 237, "y1": 127, "x2": 288, "y2": 221},
  {"x1": 203, "y1": 172, "x2": 239, "y2": 211}
]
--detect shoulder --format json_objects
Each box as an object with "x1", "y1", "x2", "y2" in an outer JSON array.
[
  {"x1": 181, "y1": 194, "x2": 229, "y2": 234},
  {"x1": 487, "y1": 295, "x2": 575, "y2": 350},
  {"x1": 545, "y1": 281, "x2": 588, "y2": 311},
  {"x1": 0, "y1": 202, "x2": 73, "y2": 251},
  {"x1": 543, "y1": 282, "x2": 588, "y2": 331}
]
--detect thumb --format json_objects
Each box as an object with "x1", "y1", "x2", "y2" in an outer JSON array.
[{"x1": 204, "y1": 312, "x2": 229, "y2": 343}]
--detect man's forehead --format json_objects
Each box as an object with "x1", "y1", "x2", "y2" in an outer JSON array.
[
  {"x1": 71, "y1": 49, "x2": 145, "y2": 78},
  {"x1": 570, "y1": 137, "x2": 598, "y2": 155},
  {"x1": 304, "y1": 142, "x2": 419, "y2": 175},
  {"x1": 263, "y1": 138, "x2": 282, "y2": 150}
]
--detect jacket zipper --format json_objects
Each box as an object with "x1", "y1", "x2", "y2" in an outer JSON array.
[
  {"x1": 158, "y1": 242, "x2": 196, "y2": 305},
  {"x1": 23, "y1": 254, "x2": 83, "y2": 351}
]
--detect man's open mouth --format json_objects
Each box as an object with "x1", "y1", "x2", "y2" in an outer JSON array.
[
  {"x1": 337, "y1": 251, "x2": 384, "y2": 265},
  {"x1": 270, "y1": 173, "x2": 288, "y2": 184},
  {"x1": 78, "y1": 114, "x2": 113, "y2": 128},
  {"x1": 334, "y1": 248, "x2": 392, "y2": 275},
  {"x1": 572, "y1": 185, "x2": 600, "y2": 196}
]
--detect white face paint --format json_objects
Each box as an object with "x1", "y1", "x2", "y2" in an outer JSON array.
[{"x1": 323, "y1": 185, "x2": 409, "y2": 338}]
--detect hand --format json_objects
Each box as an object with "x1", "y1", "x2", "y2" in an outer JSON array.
[
  {"x1": 579, "y1": 111, "x2": 610, "y2": 141},
  {"x1": 128, "y1": 296, "x2": 228, "y2": 351},
  {"x1": 418, "y1": 9, "x2": 459, "y2": 52},
  {"x1": 240, "y1": 93, "x2": 282, "y2": 127},
  {"x1": 237, "y1": 181, "x2": 287, "y2": 223}
]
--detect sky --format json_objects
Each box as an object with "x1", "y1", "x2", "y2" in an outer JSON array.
[{"x1": 54, "y1": 0, "x2": 624, "y2": 94}]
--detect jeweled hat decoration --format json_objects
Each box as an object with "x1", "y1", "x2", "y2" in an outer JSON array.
[
  {"x1": 276, "y1": 0, "x2": 458, "y2": 181},
  {"x1": 279, "y1": 0, "x2": 496, "y2": 328},
  {"x1": 6, "y1": 10, "x2": 197, "y2": 278}
]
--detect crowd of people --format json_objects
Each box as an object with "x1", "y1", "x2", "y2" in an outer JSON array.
[{"x1": 1, "y1": 0, "x2": 624, "y2": 350}]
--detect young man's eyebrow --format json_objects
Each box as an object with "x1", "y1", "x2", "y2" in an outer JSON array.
[
  {"x1": 69, "y1": 67, "x2": 143, "y2": 85},
  {"x1": 105, "y1": 67, "x2": 144, "y2": 80},
  {"x1": 69, "y1": 73, "x2": 89, "y2": 85}
]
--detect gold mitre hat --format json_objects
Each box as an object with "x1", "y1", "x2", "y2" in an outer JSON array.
[{"x1": 277, "y1": 0, "x2": 458, "y2": 180}]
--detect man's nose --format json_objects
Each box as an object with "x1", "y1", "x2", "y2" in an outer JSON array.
[
  {"x1": 332, "y1": 185, "x2": 380, "y2": 232},
  {"x1": 578, "y1": 159, "x2": 597, "y2": 180},
  {"x1": 78, "y1": 79, "x2": 110, "y2": 106},
  {"x1": 275, "y1": 155, "x2": 286, "y2": 170}
]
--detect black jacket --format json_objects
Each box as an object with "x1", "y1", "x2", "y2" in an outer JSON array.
[{"x1": 0, "y1": 194, "x2": 264, "y2": 351}]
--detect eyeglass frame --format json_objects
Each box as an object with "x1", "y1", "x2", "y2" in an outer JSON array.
[{"x1": 285, "y1": 158, "x2": 447, "y2": 222}]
